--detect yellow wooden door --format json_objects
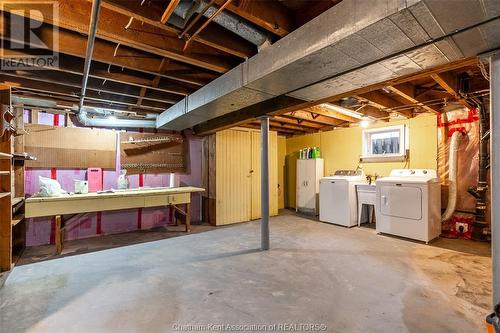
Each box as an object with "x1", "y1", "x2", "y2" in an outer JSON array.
[{"x1": 215, "y1": 129, "x2": 252, "y2": 225}]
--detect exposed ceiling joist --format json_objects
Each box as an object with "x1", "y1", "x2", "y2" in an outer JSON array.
[
  {"x1": 272, "y1": 115, "x2": 323, "y2": 129},
  {"x1": 245, "y1": 122, "x2": 305, "y2": 136},
  {"x1": 100, "y1": 0, "x2": 255, "y2": 59},
  {"x1": 137, "y1": 58, "x2": 172, "y2": 107},
  {"x1": 13, "y1": 85, "x2": 166, "y2": 112},
  {"x1": 387, "y1": 83, "x2": 440, "y2": 114},
  {"x1": 0, "y1": 74, "x2": 171, "y2": 111},
  {"x1": 431, "y1": 71, "x2": 473, "y2": 108},
  {"x1": 0, "y1": 28, "x2": 215, "y2": 87},
  {"x1": 430, "y1": 72, "x2": 460, "y2": 97},
  {"x1": 14, "y1": 92, "x2": 160, "y2": 115},
  {"x1": 307, "y1": 106, "x2": 358, "y2": 122},
  {"x1": 184, "y1": 0, "x2": 234, "y2": 52},
  {"x1": 358, "y1": 91, "x2": 412, "y2": 118},
  {"x1": 283, "y1": 111, "x2": 345, "y2": 127},
  {"x1": 268, "y1": 120, "x2": 315, "y2": 133},
  {"x1": 160, "y1": 0, "x2": 181, "y2": 24},
  {"x1": 3, "y1": 2, "x2": 236, "y2": 73},
  {"x1": 215, "y1": 0, "x2": 293, "y2": 37},
  {"x1": 356, "y1": 105, "x2": 390, "y2": 120},
  {"x1": 0, "y1": 71, "x2": 179, "y2": 105},
  {"x1": 318, "y1": 58, "x2": 478, "y2": 106},
  {"x1": 1, "y1": 50, "x2": 194, "y2": 96}
]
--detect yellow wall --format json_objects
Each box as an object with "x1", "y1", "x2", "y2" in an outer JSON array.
[{"x1": 285, "y1": 115, "x2": 438, "y2": 208}]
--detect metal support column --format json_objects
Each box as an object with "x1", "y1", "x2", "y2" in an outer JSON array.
[
  {"x1": 491, "y1": 52, "x2": 500, "y2": 304},
  {"x1": 260, "y1": 116, "x2": 270, "y2": 250}
]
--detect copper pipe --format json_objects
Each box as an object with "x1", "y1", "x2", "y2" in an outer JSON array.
[
  {"x1": 183, "y1": 0, "x2": 232, "y2": 52},
  {"x1": 178, "y1": 0, "x2": 216, "y2": 39}
]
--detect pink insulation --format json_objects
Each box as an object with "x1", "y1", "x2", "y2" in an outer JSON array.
[{"x1": 25, "y1": 122, "x2": 204, "y2": 246}]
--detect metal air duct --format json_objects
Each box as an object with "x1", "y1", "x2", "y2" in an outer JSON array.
[
  {"x1": 170, "y1": 0, "x2": 269, "y2": 47},
  {"x1": 157, "y1": 0, "x2": 500, "y2": 131},
  {"x1": 12, "y1": 95, "x2": 157, "y2": 129}
]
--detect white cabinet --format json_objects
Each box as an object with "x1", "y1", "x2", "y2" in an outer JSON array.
[{"x1": 296, "y1": 158, "x2": 323, "y2": 215}]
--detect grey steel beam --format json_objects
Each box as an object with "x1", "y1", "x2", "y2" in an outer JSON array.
[
  {"x1": 491, "y1": 51, "x2": 500, "y2": 305},
  {"x1": 260, "y1": 116, "x2": 270, "y2": 251}
]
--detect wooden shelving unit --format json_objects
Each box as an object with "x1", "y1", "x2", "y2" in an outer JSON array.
[
  {"x1": 0, "y1": 152, "x2": 12, "y2": 159},
  {"x1": 11, "y1": 103, "x2": 27, "y2": 266},
  {"x1": 11, "y1": 197, "x2": 24, "y2": 207},
  {"x1": 12, "y1": 153, "x2": 36, "y2": 161},
  {"x1": 0, "y1": 86, "x2": 27, "y2": 273},
  {"x1": 11, "y1": 214, "x2": 24, "y2": 227},
  {"x1": 0, "y1": 85, "x2": 13, "y2": 272}
]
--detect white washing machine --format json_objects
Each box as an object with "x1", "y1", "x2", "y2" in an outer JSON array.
[
  {"x1": 319, "y1": 170, "x2": 367, "y2": 227},
  {"x1": 376, "y1": 169, "x2": 441, "y2": 243}
]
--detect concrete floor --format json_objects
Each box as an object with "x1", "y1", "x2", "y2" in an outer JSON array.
[
  {"x1": 0, "y1": 212, "x2": 491, "y2": 333},
  {"x1": 17, "y1": 223, "x2": 217, "y2": 266}
]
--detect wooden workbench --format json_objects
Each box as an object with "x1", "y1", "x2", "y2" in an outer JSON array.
[{"x1": 25, "y1": 186, "x2": 205, "y2": 254}]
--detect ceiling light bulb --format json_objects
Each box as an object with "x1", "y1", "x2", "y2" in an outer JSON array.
[{"x1": 360, "y1": 117, "x2": 370, "y2": 128}]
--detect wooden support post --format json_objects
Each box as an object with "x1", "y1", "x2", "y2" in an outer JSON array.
[
  {"x1": 31, "y1": 109, "x2": 39, "y2": 124},
  {"x1": 185, "y1": 203, "x2": 191, "y2": 232},
  {"x1": 55, "y1": 215, "x2": 63, "y2": 254}
]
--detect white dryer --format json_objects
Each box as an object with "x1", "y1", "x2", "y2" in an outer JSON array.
[
  {"x1": 375, "y1": 169, "x2": 441, "y2": 243},
  {"x1": 319, "y1": 170, "x2": 367, "y2": 227}
]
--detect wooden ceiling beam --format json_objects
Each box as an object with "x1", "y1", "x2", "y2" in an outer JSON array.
[
  {"x1": 356, "y1": 105, "x2": 390, "y2": 121},
  {"x1": 3, "y1": 1, "x2": 236, "y2": 73},
  {"x1": 246, "y1": 121, "x2": 305, "y2": 135},
  {"x1": 307, "y1": 105, "x2": 359, "y2": 122},
  {"x1": 430, "y1": 71, "x2": 472, "y2": 107},
  {"x1": 272, "y1": 115, "x2": 323, "y2": 129},
  {"x1": 387, "y1": 83, "x2": 440, "y2": 114},
  {"x1": 14, "y1": 85, "x2": 167, "y2": 112},
  {"x1": 15, "y1": 91, "x2": 164, "y2": 115},
  {"x1": 280, "y1": 114, "x2": 333, "y2": 127},
  {"x1": 137, "y1": 58, "x2": 172, "y2": 107},
  {"x1": 268, "y1": 120, "x2": 315, "y2": 133},
  {"x1": 160, "y1": 0, "x2": 181, "y2": 24},
  {"x1": 358, "y1": 91, "x2": 412, "y2": 118},
  {"x1": 0, "y1": 74, "x2": 170, "y2": 111},
  {"x1": 318, "y1": 58, "x2": 478, "y2": 106},
  {"x1": 100, "y1": 0, "x2": 255, "y2": 59},
  {"x1": 215, "y1": 0, "x2": 293, "y2": 37},
  {"x1": 1, "y1": 71, "x2": 180, "y2": 105},
  {"x1": 1, "y1": 50, "x2": 194, "y2": 97},
  {"x1": 1, "y1": 28, "x2": 215, "y2": 87},
  {"x1": 183, "y1": 0, "x2": 234, "y2": 52},
  {"x1": 283, "y1": 111, "x2": 344, "y2": 127},
  {"x1": 240, "y1": 125, "x2": 296, "y2": 137},
  {"x1": 430, "y1": 72, "x2": 460, "y2": 97}
]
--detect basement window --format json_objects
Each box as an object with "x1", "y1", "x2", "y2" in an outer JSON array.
[{"x1": 361, "y1": 125, "x2": 407, "y2": 162}]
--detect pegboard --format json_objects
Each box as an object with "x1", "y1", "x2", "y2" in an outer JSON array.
[{"x1": 120, "y1": 132, "x2": 185, "y2": 174}]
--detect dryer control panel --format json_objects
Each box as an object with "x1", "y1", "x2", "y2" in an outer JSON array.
[
  {"x1": 334, "y1": 170, "x2": 364, "y2": 177},
  {"x1": 388, "y1": 169, "x2": 437, "y2": 178}
]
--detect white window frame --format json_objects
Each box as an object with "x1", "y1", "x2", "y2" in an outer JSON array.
[{"x1": 361, "y1": 125, "x2": 407, "y2": 162}]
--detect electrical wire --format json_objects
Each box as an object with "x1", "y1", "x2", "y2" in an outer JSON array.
[{"x1": 478, "y1": 60, "x2": 490, "y2": 82}]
